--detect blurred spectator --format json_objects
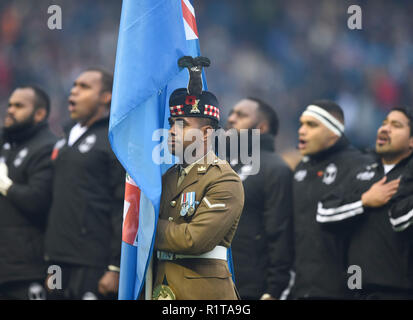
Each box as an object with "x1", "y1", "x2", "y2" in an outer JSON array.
[
  {"x1": 0, "y1": 1, "x2": 411, "y2": 152},
  {"x1": 0, "y1": 0, "x2": 121, "y2": 137},
  {"x1": 1, "y1": 1, "x2": 412, "y2": 153},
  {"x1": 0, "y1": 86, "x2": 56, "y2": 299}
]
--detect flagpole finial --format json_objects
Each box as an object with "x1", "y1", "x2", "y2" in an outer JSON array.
[{"x1": 178, "y1": 56, "x2": 210, "y2": 97}]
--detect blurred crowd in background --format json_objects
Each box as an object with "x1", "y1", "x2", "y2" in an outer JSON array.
[{"x1": 1, "y1": 0, "x2": 413, "y2": 153}]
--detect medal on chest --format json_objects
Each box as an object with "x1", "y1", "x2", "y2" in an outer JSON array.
[{"x1": 180, "y1": 192, "x2": 199, "y2": 217}]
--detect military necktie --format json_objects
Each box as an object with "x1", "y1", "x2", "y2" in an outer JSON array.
[{"x1": 177, "y1": 166, "x2": 187, "y2": 187}]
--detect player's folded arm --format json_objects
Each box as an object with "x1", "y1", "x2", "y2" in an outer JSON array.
[
  {"x1": 389, "y1": 195, "x2": 413, "y2": 232},
  {"x1": 7, "y1": 145, "x2": 54, "y2": 218},
  {"x1": 316, "y1": 186, "x2": 365, "y2": 225}
]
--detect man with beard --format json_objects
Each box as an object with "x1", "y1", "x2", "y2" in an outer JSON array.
[
  {"x1": 317, "y1": 107, "x2": 413, "y2": 299},
  {"x1": 44, "y1": 69, "x2": 124, "y2": 300},
  {"x1": 0, "y1": 86, "x2": 56, "y2": 299},
  {"x1": 291, "y1": 100, "x2": 371, "y2": 299},
  {"x1": 225, "y1": 98, "x2": 293, "y2": 300}
]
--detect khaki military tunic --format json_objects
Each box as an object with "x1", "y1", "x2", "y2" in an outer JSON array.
[{"x1": 153, "y1": 151, "x2": 244, "y2": 300}]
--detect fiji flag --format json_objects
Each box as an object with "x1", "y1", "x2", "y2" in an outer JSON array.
[
  {"x1": 110, "y1": 0, "x2": 235, "y2": 300},
  {"x1": 109, "y1": 0, "x2": 204, "y2": 300}
]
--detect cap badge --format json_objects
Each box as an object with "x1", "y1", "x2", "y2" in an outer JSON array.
[{"x1": 185, "y1": 95, "x2": 201, "y2": 114}]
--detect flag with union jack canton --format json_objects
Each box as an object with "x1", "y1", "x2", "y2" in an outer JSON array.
[{"x1": 109, "y1": 0, "x2": 205, "y2": 300}]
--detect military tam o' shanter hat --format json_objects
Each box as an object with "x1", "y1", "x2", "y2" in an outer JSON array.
[
  {"x1": 169, "y1": 88, "x2": 220, "y2": 122},
  {"x1": 169, "y1": 56, "x2": 220, "y2": 122}
]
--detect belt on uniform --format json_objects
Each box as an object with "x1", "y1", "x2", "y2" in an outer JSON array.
[{"x1": 157, "y1": 245, "x2": 227, "y2": 261}]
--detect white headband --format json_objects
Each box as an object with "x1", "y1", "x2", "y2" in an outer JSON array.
[{"x1": 302, "y1": 105, "x2": 344, "y2": 137}]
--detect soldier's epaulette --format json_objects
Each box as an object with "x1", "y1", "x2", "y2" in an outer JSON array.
[
  {"x1": 195, "y1": 157, "x2": 226, "y2": 175},
  {"x1": 211, "y1": 157, "x2": 229, "y2": 171}
]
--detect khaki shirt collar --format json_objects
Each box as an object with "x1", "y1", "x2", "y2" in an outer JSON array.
[{"x1": 179, "y1": 149, "x2": 215, "y2": 176}]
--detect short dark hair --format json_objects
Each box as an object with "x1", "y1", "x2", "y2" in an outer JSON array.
[
  {"x1": 198, "y1": 117, "x2": 219, "y2": 130},
  {"x1": 391, "y1": 106, "x2": 413, "y2": 136},
  {"x1": 85, "y1": 67, "x2": 113, "y2": 108},
  {"x1": 85, "y1": 67, "x2": 113, "y2": 93},
  {"x1": 18, "y1": 85, "x2": 50, "y2": 118},
  {"x1": 247, "y1": 97, "x2": 279, "y2": 136},
  {"x1": 310, "y1": 99, "x2": 344, "y2": 124}
]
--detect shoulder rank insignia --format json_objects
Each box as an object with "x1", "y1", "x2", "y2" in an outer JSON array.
[
  {"x1": 197, "y1": 165, "x2": 206, "y2": 173},
  {"x1": 180, "y1": 192, "x2": 199, "y2": 217}
]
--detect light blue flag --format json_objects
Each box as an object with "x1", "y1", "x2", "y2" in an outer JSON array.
[{"x1": 109, "y1": 0, "x2": 205, "y2": 300}]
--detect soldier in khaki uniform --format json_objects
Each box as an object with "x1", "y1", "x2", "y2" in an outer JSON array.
[{"x1": 152, "y1": 57, "x2": 244, "y2": 300}]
